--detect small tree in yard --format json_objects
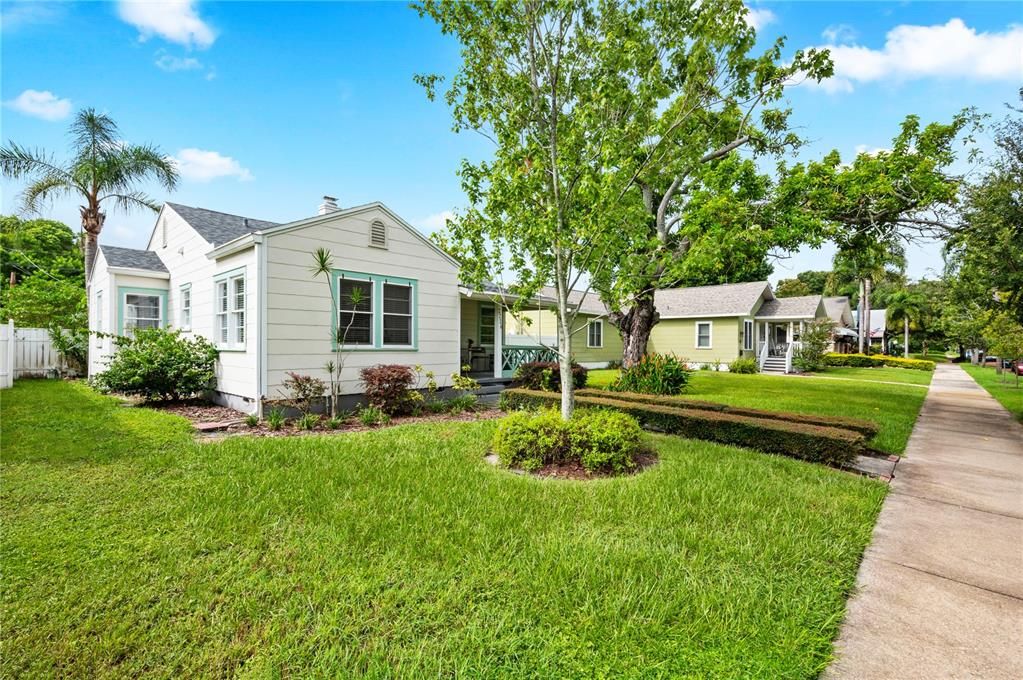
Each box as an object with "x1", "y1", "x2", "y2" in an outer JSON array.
[
  {"x1": 793, "y1": 319, "x2": 834, "y2": 373},
  {"x1": 887, "y1": 290, "x2": 925, "y2": 358},
  {"x1": 311, "y1": 248, "x2": 363, "y2": 418},
  {"x1": 414, "y1": 0, "x2": 829, "y2": 415}
]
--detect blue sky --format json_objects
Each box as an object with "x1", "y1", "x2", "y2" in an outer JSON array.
[{"x1": 3, "y1": 1, "x2": 1021, "y2": 284}]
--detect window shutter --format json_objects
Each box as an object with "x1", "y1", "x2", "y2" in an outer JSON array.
[{"x1": 370, "y1": 221, "x2": 387, "y2": 248}]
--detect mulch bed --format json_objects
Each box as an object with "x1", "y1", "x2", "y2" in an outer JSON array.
[
  {"x1": 146, "y1": 399, "x2": 247, "y2": 424},
  {"x1": 224, "y1": 407, "x2": 505, "y2": 438}
]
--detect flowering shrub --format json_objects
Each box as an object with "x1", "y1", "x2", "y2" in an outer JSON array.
[{"x1": 611, "y1": 353, "x2": 692, "y2": 395}]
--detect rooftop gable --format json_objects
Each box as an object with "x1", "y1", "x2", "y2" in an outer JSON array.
[
  {"x1": 100, "y1": 245, "x2": 168, "y2": 273},
  {"x1": 165, "y1": 202, "x2": 278, "y2": 247},
  {"x1": 655, "y1": 281, "x2": 773, "y2": 318}
]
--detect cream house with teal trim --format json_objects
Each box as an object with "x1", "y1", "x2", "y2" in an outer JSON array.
[{"x1": 88, "y1": 198, "x2": 568, "y2": 413}]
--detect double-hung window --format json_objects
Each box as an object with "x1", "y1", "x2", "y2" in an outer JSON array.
[
  {"x1": 587, "y1": 319, "x2": 603, "y2": 348},
  {"x1": 180, "y1": 284, "x2": 192, "y2": 330},
  {"x1": 215, "y1": 270, "x2": 246, "y2": 349},
  {"x1": 124, "y1": 293, "x2": 162, "y2": 333},
  {"x1": 338, "y1": 278, "x2": 374, "y2": 345},
  {"x1": 333, "y1": 271, "x2": 418, "y2": 349},
  {"x1": 696, "y1": 321, "x2": 712, "y2": 349},
  {"x1": 382, "y1": 283, "x2": 413, "y2": 346},
  {"x1": 743, "y1": 319, "x2": 753, "y2": 351}
]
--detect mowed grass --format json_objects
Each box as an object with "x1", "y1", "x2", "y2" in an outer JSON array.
[
  {"x1": 586, "y1": 369, "x2": 927, "y2": 454},
  {"x1": 961, "y1": 364, "x2": 1023, "y2": 421},
  {"x1": 2, "y1": 380, "x2": 886, "y2": 678},
  {"x1": 817, "y1": 366, "x2": 933, "y2": 386}
]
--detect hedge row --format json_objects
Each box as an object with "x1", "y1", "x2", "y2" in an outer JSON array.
[
  {"x1": 500, "y1": 389, "x2": 864, "y2": 466},
  {"x1": 824, "y1": 353, "x2": 935, "y2": 371},
  {"x1": 577, "y1": 388, "x2": 879, "y2": 438}
]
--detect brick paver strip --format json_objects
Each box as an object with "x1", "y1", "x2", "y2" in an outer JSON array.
[{"x1": 826, "y1": 364, "x2": 1023, "y2": 679}]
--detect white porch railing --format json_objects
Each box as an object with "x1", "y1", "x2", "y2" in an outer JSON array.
[
  {"x1": 785, "y1": 341, "x2": 802, "y2": 373},
  {"x1": 757, "y1": 340, "x2": 768, "y2": 370}
]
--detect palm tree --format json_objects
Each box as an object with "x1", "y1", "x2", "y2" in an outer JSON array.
[
  {"x1": 0, "y1": 108, "x2": 178, "y2": 282},
  {"x1": 887, "y1": 290, "x2": 924, "y2": 358},
  {"x1": 834, "y1": 237, "x2": 906, "y2": 354}
]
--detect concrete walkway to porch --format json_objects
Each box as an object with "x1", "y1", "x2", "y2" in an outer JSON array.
[{"x1": 826, "y1": 363, "x2": 1023, "y2": 679}]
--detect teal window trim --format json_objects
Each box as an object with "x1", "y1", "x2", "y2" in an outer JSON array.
[
  {"x1": 117, "y1": 286, "x2": 168, "y2": 335},
  {"x1": 330, "y1": 269, "x2": 418, "y2": 351}
]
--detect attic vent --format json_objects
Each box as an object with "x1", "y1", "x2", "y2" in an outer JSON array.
[{"x1": 369, "y1": 221, "x2": 387, "y2": 249}]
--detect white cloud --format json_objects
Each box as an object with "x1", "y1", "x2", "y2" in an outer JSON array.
[
  {"x1": 854, "y1": 144, "x2": 890, "y2": 157},
  {"x1": 1, "y1": 2, "x2": 62, "y2": 32},
  {"x1": 4, "y1": 89, "x2": 72, "y2": 121},
  {"x1": 117, "y1": 0, "x2": 215, "y2": 49},
  {"x1": 417, "y1": 210, "x2": 455, "y2": 233},
  {"x1": 171, "y1": 148, "x2": 252, "y2": 182},
  {"x1": 744, "y1": 6, "x2": 776, "y2": 31},
  {"x1": 822, "y1": 23, "x2": 857, "y2": 44},
  {"x1": 813, "y1": 18, "x2": 1023, "y2": 93},
  {"x1": 155, "y1": 53, "x2": 202, "y2": 72}
]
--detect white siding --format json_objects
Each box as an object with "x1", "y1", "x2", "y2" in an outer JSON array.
[
  {"x1": 88, "y1": 249, "x2": 115, "y2": 377},
  {"x1": 264, "y1": 206, "x2": 460, "y2": 397}
]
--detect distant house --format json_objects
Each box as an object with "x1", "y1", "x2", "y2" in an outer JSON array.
[
  {"x1": 853, "y1": 308, "x2": 889, "y2": 353},
  {"x1": 510, "y1": 281, "x2": 832, "y2": 374},
  {"x1": 824, "y1": 296, "x2": 858, "y2": 353}
]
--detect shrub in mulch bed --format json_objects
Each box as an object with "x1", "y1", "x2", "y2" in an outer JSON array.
[
  {"x1": 500, "y1": 389, "x2": 864, "y2": 467},
  {"x1": 576, "y1": 388, "x2": 879, "y2": 438}
]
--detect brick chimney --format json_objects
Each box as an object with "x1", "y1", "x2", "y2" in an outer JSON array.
[{"x1": 318, "y1": 195, "x2": 339, "y2": 215}]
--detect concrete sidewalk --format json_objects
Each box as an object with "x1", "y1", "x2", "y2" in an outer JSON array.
[{"x1": 827, "y1": 364, "x2": 1023, "y2": 679}]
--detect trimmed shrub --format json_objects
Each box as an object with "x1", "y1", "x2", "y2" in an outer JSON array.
[
  {"x1": 94, "y1": 328, "x2": 218, "y2": 401},
  {"x1": 501, "y1": 389, "x2": 864, "y2": 466},
  {"x1": 514, "y1": 361, "x2": 588, "y2": 391},
  {"x1": 824, "y1": 353, "x2": 935, "y2": 371},
  {"x1": 493, "y1": 409, "x2": 572, "y2": 471},
  {"x1": 360, "y1": 364, "x2": 417, "y2": 413},
  {"x1": 611, "y1": 353, "x2": 692, "y2": 395},
  {"x1": 576, "y1": 388, "x2": 878, "y2": 437},
  {"x1": 569, "y1": 409, "x2": 643, "y2": 473},
  {"x1": 492, "y1": 407, "x2": 643, "y2": 473},
  {"x1": 728, "y1": 357, "x2": 759, "y2": 374}
]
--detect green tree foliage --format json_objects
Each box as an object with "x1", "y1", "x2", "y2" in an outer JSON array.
[
  {"x1": 984, "y1": 313, "x2": 1023, "y2": 384},
  {"x1": 775, "y1": 278, "x2": 812, "y2": 298},
  {"x1": 793, "y1": 319, "x2": 835, "y2": 372},
  {"x1": 887, "y1": 290, "x2": 925, "y2": 358},
  {"x1": 1, "y1": 215, "x2": 83, "y2": 284},
  {"x1": 1, "y1": 109, "x2": 177, "y2": 281},
  {"x1": 786, "y1": 112, "x2": 978, "y2": 353},
  {"x1": 0, "y1": 274, "x2": 85, "y2": 328},
  {"x1": 94, "y1": 328, "x2": 218, "y2": 401},
  {"x1": 944, "y1": 90, "x2": 1023, "y2": 323}
]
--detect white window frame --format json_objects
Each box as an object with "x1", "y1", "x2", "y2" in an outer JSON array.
[
  {"x1": 743, "y1": 319, "x2": 753, "y2": 351},
  {"x1": 214, "y1": 268, "x2": 246, "y2": 350},
  {"x1": 696, "y1": 321, "x2": 713, "y2": 349},
  {"x1": 94, "y1": 290, "x2": 103, "y2": 347},
  {"x1": 179, "y1": 284, "x2": 192, "y2": 331},
  {"x1": 381, "y1": 281, "x2": 414, "y2": 348},
  {"x1": 587, "y1": 319, "x2": 603, "y2": 348},
  {"x1": 337, "y1": 275, "x2": 375, "y2": 347}
]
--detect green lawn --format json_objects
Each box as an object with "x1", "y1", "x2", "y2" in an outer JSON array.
[
  {"x1": 817, "y1": 366, "x2": 933, "y2": 386},
  {"x1": 2, "y1": 380, "x2": 885, "y2": 678},
  {"x1": 586, "y1": 368, "x2": 927, "y2": 454},
  {"x1": 961, "y1": 364, "x2": 1023, "y2": 421}
]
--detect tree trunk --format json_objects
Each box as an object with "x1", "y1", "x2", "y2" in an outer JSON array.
[
  {"x1": 904, "y1": 317, "x2": 910, "y2": 358},
  {"x1": 862, "y1": 277, "x2": 873, "y2": 356},
  {"x1": 958, "y1": 343, "x2": 965, "y2": 361},
  {"x1": 857, "y1": 280, "x2": 865, "y2": 354},
  {"x1": 81, "y1": 206, "x2": 105, "y2": 283},
  {"x1": 608, "y1": 293, "x2": 659, "y2": 368},
  {"x1": 557, "y1": 311, "x2": 573, "y2": 420}
]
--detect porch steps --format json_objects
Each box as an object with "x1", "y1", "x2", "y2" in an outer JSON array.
[
  {"x1": 474, "y1": 377, "x2": 515, "y2": 405},
  {"x1": 761, "y1": 357, "x2": 788, "y2": 374}
]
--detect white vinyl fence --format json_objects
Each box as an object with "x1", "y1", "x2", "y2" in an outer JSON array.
[{"x1": 0, "y1": 322, "x2": 63, "y2": 388}]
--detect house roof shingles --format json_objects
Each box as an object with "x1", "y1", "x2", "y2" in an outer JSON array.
[
  {"x1": 537, "y1": 286, "x2": 608, "y2": 315},
  {"x1": 100, "y1": 245, "x2": 168, "y2": 273},
  {"x1": 166, "y1": 202, "x2": 278, "y2": 246},
  {"x1": 756, "y1": 294, "x2": 823, "y2": 319},
  {"x1": 654, "y1": 281, "x2": 771, "y2": 318},
  {"x1": 823, "y1": 296, "x2": 851, "y2": 323}
]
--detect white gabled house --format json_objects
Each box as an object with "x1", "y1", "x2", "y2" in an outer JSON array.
[{"x1": 89, "y1": 197, "x2": 508, "y2": 414}]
